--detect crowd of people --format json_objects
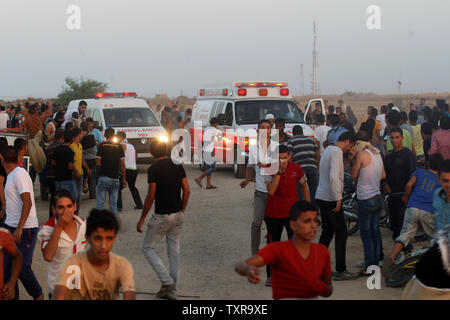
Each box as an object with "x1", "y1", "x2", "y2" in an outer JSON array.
[
  {"x1": 236, "y1": 97, "x2": 450, "y2": 299},
  {"x1": 0, "y1": 96, "x2": 449, "y2": 300}
]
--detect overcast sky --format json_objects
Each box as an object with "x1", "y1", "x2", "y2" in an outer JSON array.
[{"x1": 0, "y1": 0, "x2": 449, "y2": 99}]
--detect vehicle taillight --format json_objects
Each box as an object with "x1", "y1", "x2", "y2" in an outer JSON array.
[
  {"x1": 280, "y1": 88, "x2": 289, "y2": 96},
  {"x1": 222, "y1": 89, "x2": 228, "y2": 96},
  {"x1": 238, "y1": 89, "x2": 247, "y2": 96},
  {"x1": 259, "y1": 88, "x2": 268, "y2": 96}
]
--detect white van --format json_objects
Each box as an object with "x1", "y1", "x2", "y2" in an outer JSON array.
[
  {"x1": 67, "y1": 92, "x2": 168, "y2": 160},
  {"x1": 189, "y1": 81, "x2": 324, "y2": 177}
]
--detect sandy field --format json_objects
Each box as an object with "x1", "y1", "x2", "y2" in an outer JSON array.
[{"x1": 15, "y1": 163, "x2": 408, "y2": 300}]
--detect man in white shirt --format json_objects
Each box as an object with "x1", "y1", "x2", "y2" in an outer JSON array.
[
  {"x1": 316, "y1": 131, "x2": 358, "y2": 281},
  {"x1": 313, "y1": 114, "x2": 330, "y2": 155},
  {"x1": 376, "y1": 105, "x2": 388, "y2": 136},
  {"x1": 63, "y1": 100, "x2": 87, "y2": 128},
  {"x1": 0, "y1": 146, "x2": 43, "y2": 300},
  {"x1": 0, "y1": 106, "x2": 9, "y2": 129},
  {"x1": 240, "y1": 119, "x2": 278, "y2": 261},
  {"x1": 38, "y1": 190, "x2": 87, "y2": 299}
]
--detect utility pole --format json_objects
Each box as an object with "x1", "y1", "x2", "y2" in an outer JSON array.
[{"x1": 311, "y1": 21, "x2": 320, "y2": 96}]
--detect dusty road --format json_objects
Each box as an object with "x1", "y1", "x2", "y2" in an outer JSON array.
[{"x1": 19, "y1": 164, "x2": 405, "y2": 300}]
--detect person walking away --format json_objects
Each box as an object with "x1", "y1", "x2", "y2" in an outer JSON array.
[
  {"x1": 429, "y1": 116, "x2": 450, "y2": 160},
  {"x1": 316, "y1": 132, "x2": 359, "y2": 280},
  {"x1": 137, "y1": 139, "x2": 190, "y2": 300},
  {"x1": 383, "y1": 128, "x2": 417, "y2": 240},
  {"x1": 37, "y1": 191, "x2": 87, "y2": 299},
  {"x1": 195, "y1": 117, "x2": 220, "y2": 189},
  {"x1": 240, "y1": 120, "x2": 277, "y2": 255},
  {"x1": 54, "y1": 209, "x2": 135, "y2": 300},
  {"x1": 54, "y1": 130, "x2": 76, "y2": 196},
  {"x1": 287, "y1": 125, "x2": 319, "y2": 206},
  {"x1": 46, "y1": 128, "x2": 64, "y2": 218},
  {"x1": 391, "y1": 153, "x2": 443, "y2": 263},
  {"x1": 0, "y1": 146, "x2": 43, "y2": 300},
  {"x1": 263, "y1": 145, "x2": 310, "y2": 286},
  {"x1": 235, "y1": 201, "x2": 333, "y2": 300},
  {"x1": 96, "y1": 127, "x2": 127, "y2": 215},
  {"x1": 350, "y1": 136, "x2": 386, "y2": 275},
  {"x1": 70, "y1": 128, "x2": 91, "y2": 215},
  {"x1": 117, "y1": 131, "x2": 143, "y2": 210}
]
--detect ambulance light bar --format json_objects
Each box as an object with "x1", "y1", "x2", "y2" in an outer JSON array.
[
  {"x1": 95, "y1": 92, "x2": 137, "y2": 98},
  {"x1": 233, "y1": 82, "x2": 287, "y2": 88}
]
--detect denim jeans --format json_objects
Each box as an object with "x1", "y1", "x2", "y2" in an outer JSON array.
[
  {"x1": 96, "y1": 176, "x2": 120, "y2": 214},
  {"x1": 55, "y1": 179, "x2": 76, "y2": 198},
  {"x1": 357, "y1": 196, "x2": 383, "y2": 269},
  {"x1": 3, "y1": 225, "x2": 42, "y2": 300},
  {"x1": 251, "y1": 190, "x2": 268, "y2": 255},
  {"x1": 73, "y1": 175, "x2": 83, "y2": 215},
  {"x1": 141, "y1": 212, "x2": 184, "y2": 286}
]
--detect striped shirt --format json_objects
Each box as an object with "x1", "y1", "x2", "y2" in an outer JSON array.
[{"x1": 287, "y1": 135, "x2": 318, "y2": 169}]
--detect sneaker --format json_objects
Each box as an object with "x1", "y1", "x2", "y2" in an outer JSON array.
[
  {"x1": 156, "y1": 284, "x2": 177, "y2": 300},
  {"x1": 332, "y1": 271, "x2": 359, "y2": 281},
  {"x1": 265, "y1": 277, "x2": 272, "y2": 287}
]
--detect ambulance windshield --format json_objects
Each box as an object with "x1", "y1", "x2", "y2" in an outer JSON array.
[
  {"x1": 103, "y1": 108, "x2": 160, "y2": 127},
  {"x1": 234, "y1": 100, "x2": 304, "y2": 125}
]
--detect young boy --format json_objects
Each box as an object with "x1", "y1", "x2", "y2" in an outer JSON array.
[
  {"x1": 391, "y1": 153, "x2": 443, "y2": 263},
  {"x1": 53, "y1": 209, "x2": 135, "y2": 300},
  {"x1": 235, "y1": 201, "x2": 333, "y2": 300},
  {"x1": 433, "y1": 159, "x2": 450, "y2": 232},
  {"x1": 38, "y1": 191, "x2": 87, "y2": 299}
]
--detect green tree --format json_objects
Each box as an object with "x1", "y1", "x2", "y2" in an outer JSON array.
[{"x1": 55, "y1": 77, "x2": 108, "y2": 106}]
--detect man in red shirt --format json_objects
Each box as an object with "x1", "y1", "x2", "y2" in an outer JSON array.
[
  {"x1": 263, "y1": 144, "x2": 310, "y2": 286},
  {"x1": 235, "y1": 201, "x2": 333, "y2": 300},
  {"x1": 0, "y1": 227, "x2": 23, "y2": 300}
]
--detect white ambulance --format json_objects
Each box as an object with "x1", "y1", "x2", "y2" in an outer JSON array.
[
  {"x1": 67, "y1": 92, "x2": 168, "y2": 161},
  {"x1": 189, "y1": 81, "x2": 324, "y2": 178}
]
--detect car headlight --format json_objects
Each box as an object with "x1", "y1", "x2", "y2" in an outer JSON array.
[{"x1": 158, "y1": 135, "x2": 169, "y2": 143}]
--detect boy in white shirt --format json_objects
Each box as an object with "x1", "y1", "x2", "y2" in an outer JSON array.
[{"x1": 38, "y1": 190, "x2": 87, "y2": 299}]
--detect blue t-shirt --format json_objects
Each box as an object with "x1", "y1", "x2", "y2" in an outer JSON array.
[
  {"x1": 92, "y1": 128, "x2": 103, "y2": 143},
  {"x1": 407, "y1": 169, "x2": 441, "y2": 213},
  {"x1": 327, "y1": 126, "x2": 348, "y2": 144}
]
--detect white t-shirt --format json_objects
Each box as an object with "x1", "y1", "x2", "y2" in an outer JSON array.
[
  {"x1": 247, "y1": 141, "x2": 279, "y2": 193},
  {"x1": 5, "y1": 167, "x2": 38, "y2": 229},
  {"x1": 0, "y1": 112, "x2": 9, "y2": 129},
  {"x1": 63, "y1": 108, "x2": 84, "y2": 127},
  {"x1": 313, "y1": 125, "x2": 331, "y2": 155},
  {"x1": 38, "y1": 215, "x2": 87, "y2": 294}
]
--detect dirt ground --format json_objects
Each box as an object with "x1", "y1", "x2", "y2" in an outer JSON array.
[{"x1": 19, "y1": 164, "x2": 405, "y2": 300}]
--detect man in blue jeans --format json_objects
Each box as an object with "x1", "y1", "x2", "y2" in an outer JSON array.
[
  {"x1": 350, "y1": 135, "x2": 386, "y2": 276},
  {"x1": 0, "y1": 146, "x2": 43, "y2": 299},
  {"x1": 96, "y1": 127, "x2": 126, "y2": 215}
]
